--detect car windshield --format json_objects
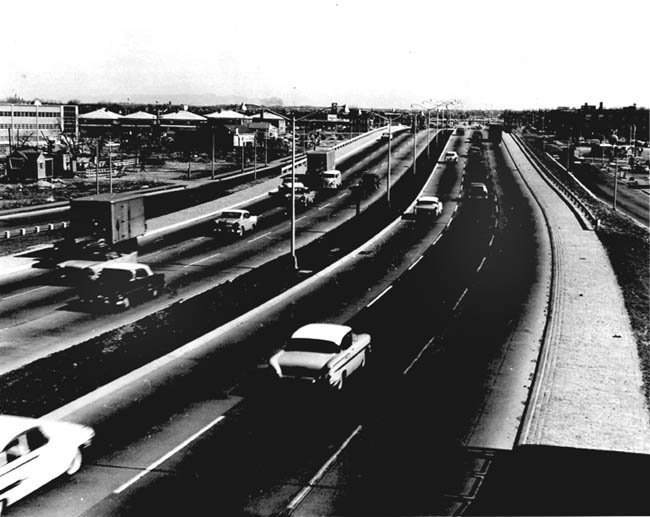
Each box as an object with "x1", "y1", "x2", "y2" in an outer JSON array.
[
  {"x1": 220, "y1": 211, "x2": 242, "y2": 219},
  {"x1": 323, "y1": 172, "x2": 338, "y2": 178},
  {"x1": 418, "y1": 199, "x2": 437, "y2": 205},
  {"x1": 286, "y1": 338, "x2": 339, "y2": 354}
]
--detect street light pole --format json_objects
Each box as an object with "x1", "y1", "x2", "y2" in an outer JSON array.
[
  {"x1": 253, "y1": 134, "x2": 257, "y2": 180},
  {"x1": 211, "y1": 128, "x2": 215, "y2": 180},
  {"x1": 412, "y1": 111, "x2": 417, "y2": 175},
  {"x1": 387, "y1": 119, "x2": 392, "y2": 208},
  {"x1": 609, "y1": 134, "x2": 619, "y2": 211},
  {"x1": 290, "y1": 115, "x2": 298, "y2": 270}
]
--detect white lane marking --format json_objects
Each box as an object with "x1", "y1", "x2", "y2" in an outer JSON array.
[
  {"x1": 366, "y1": 285, "x2": 393, "y2": 308},
  {"x1": 285, "y1": 424, "x2": 363, "y2": 514},
  {"x1": 248, "y1": 231, "x2": 272, "y2": 243},
  {"x1": 404, "y1": 334, "x2": 437, "y2": 374},
  {"x1": 317, "y1": 203, "x2": 331, "y2": 210},
  {"x1": 183, "y1": 252, "x2": 222, "y2": 268},
  {"x1": 296, "y1": 216, "x2": 306, "y2": 222},
  {"x1": 488, "y1": 235, "x2": 495, "y2": 247},
  {"x1": 408, "y1": 256, "x2": 423, "y2": 271},
  {"x1": 477, "y1": 256, "x2": 486, "y2": 273},
  {"x1": 433, "y1": 234, "x2": 442, "y2": 245},
  {"x1": 114, "y1": 415, "x2": 225, "y2": 494},
  {"x1": 453, "y1": 288, "x2": 469, "y2": 312},
  {"x1": 0, "y1": 285, "x2": 49, "y2": 301},
  {"x1": 337, "y1": 192, "x2": 346, "y2": 198}
]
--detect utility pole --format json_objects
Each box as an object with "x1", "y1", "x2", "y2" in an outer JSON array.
[
  {"x1": 240, "y1": 137, "x2": 245, "y2": 174},
  {"x1": 108, "y1": 143, "x2": 113, "y2": 194},
  {"x1": 387, "y1": 120, "x2": 392, "y2": 208},
  {"x1": 95, "y1": 138, "x2": 100, "y2": 195},
  {"x1": 290, "y1": 115, "x2": 297, "y2": 270},
  {"x1": 253, "y1": 134, "x2": 257, "y2": 180},
  {"x1": 211, "y1": 129, "x2": 215, "y2": 180},
  {"x1": 412, "y1": 112, "x2": 417, "y2": 175}
]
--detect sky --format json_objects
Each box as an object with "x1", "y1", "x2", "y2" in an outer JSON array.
[{"x1": 3, "y1": 0, "x2": 649, "y2": 110}]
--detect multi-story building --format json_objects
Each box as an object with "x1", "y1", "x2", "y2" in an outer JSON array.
[{"x1": 0, "y1": 102, "x2": 78, "y2": 155}]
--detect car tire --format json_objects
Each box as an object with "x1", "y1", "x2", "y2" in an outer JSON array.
[
  {"x1": 336, "y1": 372, "x2": 346, "y2": 391},
  {"x1": 66, "y1": 449, "x2": 83, "y2": 476},
  {"x1": 237, "y1": 227, "x2": 244, "y2": 237}
]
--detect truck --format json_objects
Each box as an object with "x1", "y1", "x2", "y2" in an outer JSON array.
[
  {"x1": 78, "y1": 262, "x2": 164, "y2": 310},
  {"x1": 69, "y1": 192, "x2": 146, "y2": 246},
  {"x1": 488, "y1": 123, "x2": 503, "y2": 144},
  {"x1": 213, "y1": 209, "x2": 258, "y2": 237},
  {"x1": 303, "y1": 149, "x2": 340, "y2": 190},
  {"x1": 306, "y1": 149, "x2": 336, "y2": 175}
]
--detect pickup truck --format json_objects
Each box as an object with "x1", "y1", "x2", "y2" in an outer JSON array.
[
  {"x1": 78, "y1": 262, "x2": 164, "y2": 310},
  {"x1": 286, "y1": 185, "x2": 316, "y2": 209},
  {"x1": 269, "y1": 323, "x2": 372, "y2": 390},
  {"x1": 213, "y1": 209, "x2": 258, "y2": 237}
]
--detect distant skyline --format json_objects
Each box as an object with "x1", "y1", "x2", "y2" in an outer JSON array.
[{"x1": 3, "y1": 0, "x2": 649, "y2": 111}]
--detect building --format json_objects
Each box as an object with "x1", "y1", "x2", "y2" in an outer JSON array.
[
  {"x1": 159, "y1": 109, "x2": 207, "y2": 130},
  {"x1": 120, "y1": 110, "x2": 157, "y2": 130},
  {"x1": 205, "y1": 109, "x2": 252, "y2": 127},
  {"x1": 79, "y1": 108, "x2": 122, "y2": 137},
  {"x1": 251, "y1": 111, "x2": 287, "y2": 135},
  {"x1": 248, "y1": 121, "x2": 278, "y2": 140},
  {"x1": 5, "y1": 149, "x2": 53, "y2": 181},
  {"x1": 0, "y1": 102, "x2": 78, "y2": 155}
]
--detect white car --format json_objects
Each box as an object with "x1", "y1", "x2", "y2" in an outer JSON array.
[
  {"x1": 0, "y1": 415, "x2": 94, "y2": 514},
  {"x1": 443, "y1": 151, "x2": 459, "y2": 163},
  {"x1": 413, "y1": 196, "x2": 443, "y2": 218},
  {"x1": 213, "y1": 209, "x2": 258, "y2": 237},
  {"x1": 269, "y1": 323, "x2": 372, "y2": 390}
]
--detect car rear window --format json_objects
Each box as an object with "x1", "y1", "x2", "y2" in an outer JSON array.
[
  {"x1": 286, "y1": 338, "x2": 339, "y2": 354},
  {"x1": 99, "y1": 269, "x2": 132, "y2": 283}
]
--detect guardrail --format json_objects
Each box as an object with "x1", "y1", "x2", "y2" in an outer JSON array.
[
  {"x1": 510, "y1": 133, "x2": 600, "y2": 230},
  {"x1": 3, "y1": 221, "x2": 68, "y2": 239}
]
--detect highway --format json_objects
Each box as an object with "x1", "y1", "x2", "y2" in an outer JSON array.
[
  {"x1": 5, "y1": 128, "x2": 645, "y2": 516},
  {"x1": 6, "y1": 129, "x2": 546, "y2": 516},
  {"x1": 0, "y1": 130, "x2": 427, "y2": 374}
]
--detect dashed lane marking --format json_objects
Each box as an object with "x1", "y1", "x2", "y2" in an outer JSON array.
[
  {"x1": 183, "y1": 252, "x2": 222, "y2": 268},
  {"x1": 367, "y1": 285, "x2": 393, "y2": 308},
  {"x1": 248, "y1": 231, "x2": 272, "y2": 243},
  {"x1": 453, "y1": 288, "x2": 469, "y2": 311},
  {"x1": 408, "y1": 256, "x2": 423, "y2": 270},
  {"x1": 0, "y1": 285, "x2": 50, "y2": 301},
  {"x1": 114, "y1": 415, "x2": 226, "y2": 494},
  {"x1": 285, "y1": 425, "x2": 364, "y2": 514}
]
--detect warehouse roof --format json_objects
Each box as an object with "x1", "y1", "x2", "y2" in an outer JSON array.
[
  {"x1": 122, "y1": 111, "x2": 157, "y2": 120},
  {"x1": 79, "y1": 108, "x2": 122, "y2": 120},
  {"x1": 160, "y1": 110, "x2": 206, "y2": 121},
  {"x1": 205, "y1": 109, "x2": 251, "y2": 120}
]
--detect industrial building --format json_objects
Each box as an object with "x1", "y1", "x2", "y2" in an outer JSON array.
[{"x1": 0, "y1": 102, "x2": 78, "y2": 155}]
